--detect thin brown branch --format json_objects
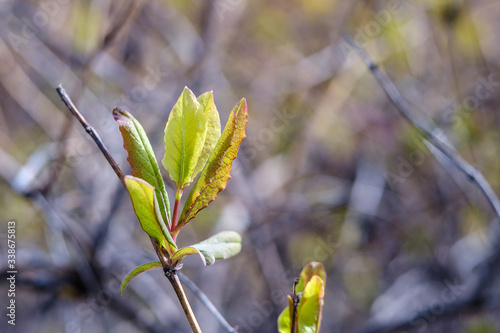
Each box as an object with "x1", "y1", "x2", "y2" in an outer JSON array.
[
  {"x1": 56, "y1": 85, "x2": 125, "y2": 184},
  {"x1": 165, "y1": 268, "x2": 202, "y2": 333}
]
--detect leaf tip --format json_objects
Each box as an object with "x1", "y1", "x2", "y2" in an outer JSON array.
[
  {"x1": 238, "y1": 98, "x2": 248, "y2": 113},
  {"x1": 120, "y1": 280, "x2": 127, "y2": 297},
  {"x1": 112, "y1": 107, "x2": 128, "y2": 120}
]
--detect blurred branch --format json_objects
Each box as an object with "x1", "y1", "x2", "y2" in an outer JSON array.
[
  {"x1": 344, "y1": 33, "x2": 500, "y2": 333},
  {"x1": 359, "y1": 234, "x2": 500, "y2": 333},
  {"x1": 343, "y1": 34, "x2": 500, "y2": 224},
  {"x1": 179, "y1": 272, "x2": 238, "y2": 333},
  {"x1": 90, "y1": 183, "x2": 126, "y2": 262},
  {"x1": 86, "y1": 0, "x2": 149, "y2": 67}
]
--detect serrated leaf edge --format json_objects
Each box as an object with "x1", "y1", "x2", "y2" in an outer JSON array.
[{"x1": 177, "y1": 99, "x2": 247, "y2": 230}]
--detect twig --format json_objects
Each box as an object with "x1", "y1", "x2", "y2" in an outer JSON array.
[
  {"x1": 56, "y1": 85, "x2": 124, "y2": 184},
  {"x1": 164, "y1": 268, "x2": 202, "y2": 333},
  {"x1": 342, "y1": 33, "x2": 500, "y2": 223},
  {"x1": 179, "y1": 272, "x2": 238, "y2": 333}
]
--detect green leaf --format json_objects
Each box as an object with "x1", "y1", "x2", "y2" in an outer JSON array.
[
  {"x1": 297, "y1": 275, "x2": 325, "y2": 333},
  {"x1": 162, "y1": 87, "x2": 208, "y2": 189},
  {"x1": 113, "y1": 108, "x2": 171, "y2": 226},
  {"x1": 296, "y1": 262, "x2": 327, "y2": 294},
  {"x1": 120, "y1": 261, "x2": 162, "y2": 296},
  {"x1": 277, "y1": 296, "x2": 294, "y2": 333},
  {"x1": 193, "y1": 91, "x2": 221, "y2": 177},
  {"x1": 124, "y1": 176, "x2": 177, "y2": 255},
  {"x1": 170, "y1": 231, "x2": 242, "y2": 266},
  {"x1": 177, "y1": 99, "x2": 248, "y2": 231}
]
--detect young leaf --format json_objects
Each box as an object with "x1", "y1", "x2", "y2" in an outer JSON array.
[
  {"x1": 120, "y1": 261, "x2": 162, "y2": 296},
  {"x1": 296, "y1": 261, "x2": 327, "y2": 294},
  {"x1": 170, "y1": 231, "x2": 242, "y2": 266},
  {"x1": 124, "y1": 176, "x2": 177, "y2": 255},
  {"x1": 177, "y1": 99, "x2": 248, "y2": 232},
  {"x1": 113, "y1": 108, "x2": 171, "y2": 226},
  {"x1": 192, "y1": 92, "x2": 221, "y2": 178},
  {"x1": 277, "y1": 296, "x2": 294, "y2": 333},
  {"x1": 162, "y1": 87, "x2": 208, "y2": 189},
  {"x1": 297, "y1": 275, "x2": 325, "y2": 333}
]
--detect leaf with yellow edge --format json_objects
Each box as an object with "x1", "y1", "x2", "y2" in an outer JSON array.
[
  {"x1": 162, "y1": 87, "x2": 208, "y2": 189},
  {"x1": 124, "y1": 176, "x2": 177, "y2": 256},
  {"x1": 177, "y1": 99, "x2": 247, "y2": 232},
  {"x1": 120, "y1": 261, "x2": 162, "y2": 297}
]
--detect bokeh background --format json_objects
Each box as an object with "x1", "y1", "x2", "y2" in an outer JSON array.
[{"x1": 1, "y1": 0, "x2": 500, "y2": 332}]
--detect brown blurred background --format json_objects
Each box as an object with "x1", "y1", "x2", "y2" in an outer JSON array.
[{"x1": 1, "y1": 0, "x2": 500, "y2": 332}]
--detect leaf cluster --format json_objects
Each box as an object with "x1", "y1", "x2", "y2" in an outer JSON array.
[{"x1": 114, "y1": 87, "x2": 247, "y2": 295}]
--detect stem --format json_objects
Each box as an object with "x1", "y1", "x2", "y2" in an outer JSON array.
[
  {"x1": 291, "y1": 278, "x2": 299, "y2": 333},
  {"x1": 164, "y1": 267, "x2": 202, "y2": 333},
  {"x1": 291, "y1": 308, "x2": 297, "y2": 333},
  {"x1": 171, "y1": 188, "x2": 183, "y2": 233}
]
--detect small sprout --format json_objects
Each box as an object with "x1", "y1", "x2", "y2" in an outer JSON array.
[{"x1": 278, "y1": 262, "x2": 327, "y2": 333}]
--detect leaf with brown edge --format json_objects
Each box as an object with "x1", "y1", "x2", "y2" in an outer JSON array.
[
  {"x1": 176, "y1": 99, "x2": 247, "y2": 233},
  {"x1": 113, "y1": 108, "x2": 171, "y2": 227}
]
